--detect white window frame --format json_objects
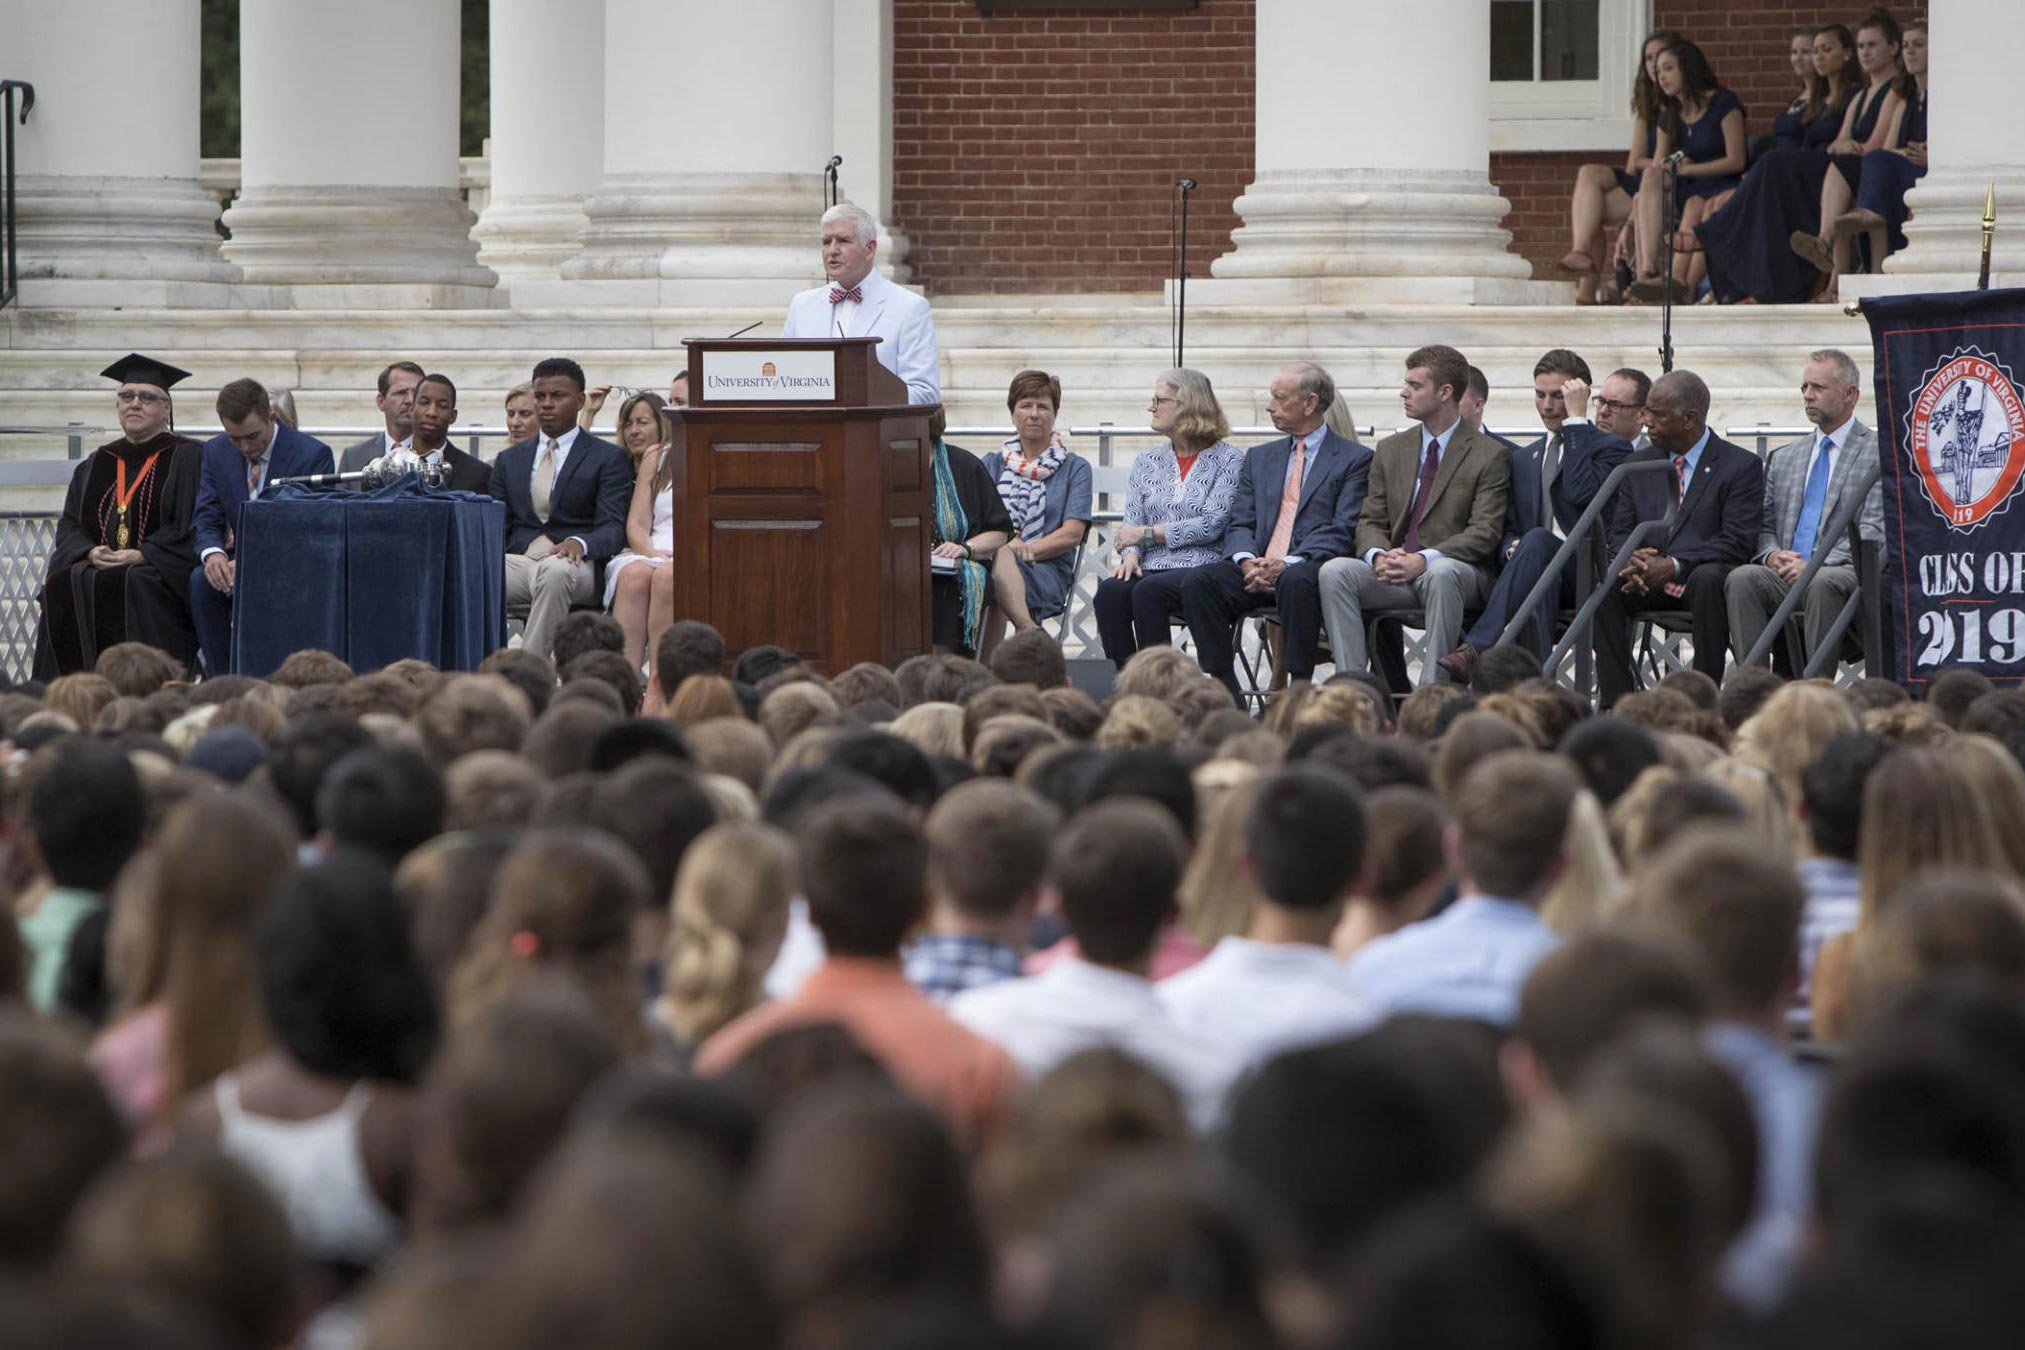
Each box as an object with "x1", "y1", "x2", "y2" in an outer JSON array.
[{"x1": 1490, "y1": 0, "x2": 1651, "y2": 153}]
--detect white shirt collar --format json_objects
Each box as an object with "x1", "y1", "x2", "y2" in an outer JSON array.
[{"x1": 541, "y1": 425, "x2": 581, "y2": 454}]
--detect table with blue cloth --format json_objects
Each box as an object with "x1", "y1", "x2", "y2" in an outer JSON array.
[{"x1": 231, "y1": 476, "x2": 506, "y2": 676}]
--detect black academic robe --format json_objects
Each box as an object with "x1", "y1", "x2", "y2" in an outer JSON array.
[{"x1": 34, "y1": 433, "x2": 203, "y2": 678}]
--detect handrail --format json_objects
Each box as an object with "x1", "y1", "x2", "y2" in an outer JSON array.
[
  {"x1": 1805, "y1": 537, "x2": 1884, "y2": 679},
  {"x1": 1740, "y1": 462, "x2": 1883, "y2": 669},
  {"x1": 1498, "y1": 457, "x2": 1677, "y2": 649},
  {"x1": 1547, "y1": 484, "x2": 1683, "y2": 674},
  {"x1": 0, "y1": 79, "x2": 34, "y2": 310}
]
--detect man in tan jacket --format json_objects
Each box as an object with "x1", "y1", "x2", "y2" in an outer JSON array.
[{"x1": 1318, "y1": 345, "x2": 1511, "y2": 687}]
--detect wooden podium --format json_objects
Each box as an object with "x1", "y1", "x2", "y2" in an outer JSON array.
[{"x1": 674, "y1": 338, "x2": 935, "y2": 673}]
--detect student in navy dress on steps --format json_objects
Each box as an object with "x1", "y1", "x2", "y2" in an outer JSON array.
[
  {"x1": 1628, "y1": 40, "x2": 1746, "y2": 304},
  {"x1": 1827, "y1": 22, "x2": 1928, "y2": 278},
  {"x1": 1561, "y1": 28, "x2": 1677, "y2": 306},
  {"x1": 1695, "y1": 25, "x2": 1857, "y2": 307},
  {"x1": 1789, "y1": 9, "x2": 1913, "y2": 293}
]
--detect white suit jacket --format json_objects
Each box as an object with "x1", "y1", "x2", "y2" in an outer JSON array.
[{"x1": 781, "y1": 267, "x2": 941, "y2": 405}]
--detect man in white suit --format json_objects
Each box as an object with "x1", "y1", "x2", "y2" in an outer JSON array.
[{"x1": 781, "y1": 203, "x2": 940, "y2": 405}]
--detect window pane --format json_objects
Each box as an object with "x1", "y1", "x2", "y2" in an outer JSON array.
[
  {"x1": 1490, "y1": 0, "x2": 1534, "y2": 81},
  {"x1": 1540, "y1": 0, "x2": 1599, "y2": 81}
]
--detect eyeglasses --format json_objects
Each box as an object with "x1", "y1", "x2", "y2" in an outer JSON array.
[
  {"x1": 1594, "y1": 397, "x2": 1646, "y2": 413},
  {"x1": 115, "y1": 390, "x2": 167, "y2": 406},
  {"x1": 1148, "y1": 395, "x2": 1177, "y2": 407}
]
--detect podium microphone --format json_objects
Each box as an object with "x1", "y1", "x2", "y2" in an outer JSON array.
[
  {"x1": 270, "y1": 470, "x2": 370, "y2": 488},
  {"x1": 824, "y1": 154, "x2": 844, "y2": 207},
  {"x1": 723, "y1": 320, "x2": 763, "y2": 340}
]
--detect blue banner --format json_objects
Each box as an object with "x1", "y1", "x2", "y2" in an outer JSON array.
[{"x1": 1863, "y1": 288, "x2": 2025, "y2": 688}]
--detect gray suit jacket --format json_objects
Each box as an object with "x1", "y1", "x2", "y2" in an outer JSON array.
[
  {"x1": 1755, "y1": 419, "x2": 1883, "y2": 566},
  {"x1": 339, "y1": 431, "x2": 397, "y2": 474}
]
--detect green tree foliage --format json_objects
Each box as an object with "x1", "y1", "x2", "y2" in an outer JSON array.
[{"x1": 198, "y1": 0, "x2": 490, "y2": 159}]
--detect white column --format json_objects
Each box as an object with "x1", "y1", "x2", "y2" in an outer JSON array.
[
  {"x1": 1843, "y1": 0, "x2": 2024, "y2": 297},
  {"x1": 1205, "y1": 0, "x2": 1549, "y2": 304},
  {"x1": 472, "y1": 0, "x2": 604, "y2": 280},
  {"x1": 219, "y1": 0, "x2": 496, "y2": 296},
  {"x1": 832, "y1": 0, "x2": 909, "y2": 280},
  {"x1": 4, "y1": 0, "x2": 238, "y2": 304},
  {"x1": 556, "y1": 0, "x2": 833, "y2": 303}
]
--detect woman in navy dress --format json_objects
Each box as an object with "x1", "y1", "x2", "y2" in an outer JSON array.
[
  {"x1": 1628, "y1": 40, "x2": 1746, "y2": 304},
  {"x1": 1832, "y1": 22, "x2": 1928, "y2": 274},
  {"x1": 1790, "y1": 9, "x2": 1912, "y2": 289},
  {"x1": 1695, "y1": 25, "x2": 1857, "y2": 305},
  {"x1": 1562, "y1": 28, "x2": 1677, "y2": 305},
  {"x1": 977, "y1": 369, "x2": 1092, "y2": 658}
]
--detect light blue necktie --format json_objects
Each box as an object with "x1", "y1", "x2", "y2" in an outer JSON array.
[{"x1": 1791, "y1": 435, "x2": 1833, "y2": 559}]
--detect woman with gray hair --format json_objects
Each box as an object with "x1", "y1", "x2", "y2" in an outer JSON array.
[{"x1": 1092, "y1": 368, "x2": 1245, "y2": 667}]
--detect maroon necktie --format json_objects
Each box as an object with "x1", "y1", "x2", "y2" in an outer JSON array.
[
  {"x1": 829, "y1": 285, "x2": 864, "y2": 304},
  {"x1": 1404, "y1": 438, "x2": 1441, "y2": 551},
  {"x1": 1673, "y1": 453, "x2": 1690, "y2": 504}
]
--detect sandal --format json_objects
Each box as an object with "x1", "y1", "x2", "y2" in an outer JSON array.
[
  {"x1": 1627, "y1": 275, "x2": 1690, "y2": 304},
  {"x1": 1670, "y1": 229, "x2": 1702, "y2": 254},
  {"x1": 1559, "y1": 251, "x2": 1597, "y2": 274},
  {"x1": 1790, "y1": 231, "x2": 1834, "y2": 274}
]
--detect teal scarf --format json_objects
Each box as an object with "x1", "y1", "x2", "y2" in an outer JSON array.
[{"x1": 933, "y1": 439, "x2": 988, "y2": 654}]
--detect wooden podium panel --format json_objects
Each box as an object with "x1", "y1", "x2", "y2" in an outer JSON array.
[{"x1": 675, "y1": 340, "x2": 934, "y2": 672}]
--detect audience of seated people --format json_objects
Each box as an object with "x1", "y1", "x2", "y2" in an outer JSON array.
[
  {"x1": 7, "y1": 614, "x2": 2022, "y2": 1348},
  {"x1": 3, "y1": 596, "x2": 2025, "y2": 1347}
]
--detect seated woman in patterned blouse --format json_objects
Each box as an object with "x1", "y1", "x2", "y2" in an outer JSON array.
[{"x1": 1092, "y1": 368, "x2": 1246, "y2": 669}]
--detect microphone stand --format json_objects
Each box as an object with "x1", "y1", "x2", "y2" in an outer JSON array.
[
  {"x1": 824, "y1": 155, "x2": 842, "y2": 209},
  {"x1": 1658, "y1": 158, "x2": 1678, "y2": 374},
  {"x1": 1173, "y1": 178, "x2": 1197, "y2": 367}
]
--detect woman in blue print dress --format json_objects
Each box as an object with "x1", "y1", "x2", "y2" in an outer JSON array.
[
  {"x1": 1093, "y1": 369, "x2": 1245, "y2": 668},
  {"x1": 1694, "y1": 25, "x2": 1857, "y2": 305},
  {"x1": 977, "y1": 369, "x2": 1093, "y2": 659},
  {"x1": 1790, "y1": 9, "x2": 1914, "y2": 290},
  {"x1": 1627, "y1": 40, "x2": 1746, "y2": 304}
]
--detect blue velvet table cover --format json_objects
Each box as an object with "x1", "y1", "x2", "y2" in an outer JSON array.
[{"x1": 232, "y1": 476, "x2": 506, "y2": 676}]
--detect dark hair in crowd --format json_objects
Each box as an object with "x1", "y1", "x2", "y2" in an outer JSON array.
[
  {"x1": 530, "y1": 357, "x2": 587, "y2": 391},
  {"x1": 1246, "y1": 764, "x2": 1365, "y2": 911},
  {"x1": 1802, "y1": 732, "x2": 1888, "y2": 861},
  {"x1": 376, "y1": 360, "x2": 425, "y2": 397},
  {"x1": 316, "y1": 746, "x2": 447, "y2": 863},
  {"x1": 28, "y1": 742, "x2": 146, "y2": 893},
  {"x1": 257, "y1": 856, "x2": 439, "y2": 1084},
  {"x1": 1405, "y1": 345, "x2": 1472, "y2": 406},
  {"x1": 798, "y1": 796, "x2": 927, "y2": 958},
  {"x1": 1052, "y1": 799, "x2": 1186, "y2": 966}
]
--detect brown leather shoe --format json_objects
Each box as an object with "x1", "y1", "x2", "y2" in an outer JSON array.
[{"x1": 1436, "y1": 643, "x2": 1479, "y2": 685}]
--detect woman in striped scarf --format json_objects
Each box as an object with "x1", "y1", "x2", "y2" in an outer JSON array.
[{"x1": 978, "y1": 370, "x2": 1093, "y2": 659}]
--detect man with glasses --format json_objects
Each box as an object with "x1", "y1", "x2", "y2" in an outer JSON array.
[
  {"x1": 338, "y1": 360, "x2": 424, "y2": 476},
  {"x1": 1438, "y1": 356, "x2": 1642, "y2": 681},
  {"x1": 1592, "y1": 369, "x2": 1764, "y2": 708},
  {"x1": 33, "y1": 354, "x2": 205, "y2": 677}
]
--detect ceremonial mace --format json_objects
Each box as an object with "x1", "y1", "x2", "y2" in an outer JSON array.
[{"x1": 1979, "y1": 182, "x2": 1998, "y2": 290}]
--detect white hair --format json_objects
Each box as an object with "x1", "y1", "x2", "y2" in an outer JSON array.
[{"x1": 820, "y1": 202, "x2": 880, "y2": 248}]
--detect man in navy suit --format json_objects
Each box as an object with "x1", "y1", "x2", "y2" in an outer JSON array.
[
  {"x1": 1438, "y1": 353, "x2": 1639, "y2": 682},
  {"x1": 190, "y1": 377, "x2": 334, "y2": 674},
  {"x1": 1593, "y1": 369, "x2": 1764, "y2": 707},
  {"x1": 489, "y1": 357, "x2": 632, "y2": 663},
  {"x1": 1178, "y1": 362, "x2": 1371, "y2": 701}
]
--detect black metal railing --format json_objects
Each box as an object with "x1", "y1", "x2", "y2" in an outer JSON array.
[{"x1": 0, "y1": 80, "x2": 33, "y2": 310}]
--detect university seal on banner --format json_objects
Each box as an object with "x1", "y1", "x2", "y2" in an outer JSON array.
[{"x1": 1906, "y1": 347, "x2": 2025, "y2": 531}]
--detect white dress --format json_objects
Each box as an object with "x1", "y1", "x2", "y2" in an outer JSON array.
[{"x1": 602, "y1": 484, "x2": 675, "y2": 608}]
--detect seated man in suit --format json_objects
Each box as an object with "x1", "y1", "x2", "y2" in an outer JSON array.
[
  {"x1": 1726, "y1": 349, "x2": 1882, "y2": 671},
  {"x1": 782, "y1": 203, "x2": 940, "y2": 406},
  {"x1": 1177, "y1": 361, "x2": 1370, "y2": 702},
  {"x1": 408, "y1": 373, "x2": 495, "y2": 492},
  {"x1": 1593, "y1": 369, "x2": 1765, "y2": 708},
  {"x1": 339, "y1": 360, "x2": 423, "y2": 473},
  {"x1": 1319, "y1": 345, "x2": 1510, "y2": 688},
  {"x1": 1439, "y1": 353, "x2": 1640, "y2": 682},
  {"x1": 489, "y1": 357, "x2": 632, "y2": 663},
  {"x1": 191, "y1": 377, "x2": 334, "y2": 674}
]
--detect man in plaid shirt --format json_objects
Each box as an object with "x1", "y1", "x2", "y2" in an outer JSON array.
[{"x1": 903, "y1": 779, "x2": 1058, "y2": 1002}]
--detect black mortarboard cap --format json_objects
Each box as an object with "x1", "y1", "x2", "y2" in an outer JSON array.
[{"x1": 99, "y1": 353, "x2": 193, "y2": 390}]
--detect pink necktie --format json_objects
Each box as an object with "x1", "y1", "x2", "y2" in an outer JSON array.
[
  {"x1": 1264, "y1": 440, "x2": 1306, "y2": 560},
  {"x1": 829, "y1": 285, "x2": 864, "y2": 304}
]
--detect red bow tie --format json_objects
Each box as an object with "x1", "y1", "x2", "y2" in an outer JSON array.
[{"x1": 829, "y1": 285, "x2": 864, "y2": 304}]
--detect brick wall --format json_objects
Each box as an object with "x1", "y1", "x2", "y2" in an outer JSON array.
[
  {"x1": 891, "y1": 0, "x2": 1253, "y2": 295},
  {"x1": 1492, "y1": 1, "x2": 1929, "y2": 278},
  {"x1": 889, "y1": 0, "x2": 1925, "y2": 291}
]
